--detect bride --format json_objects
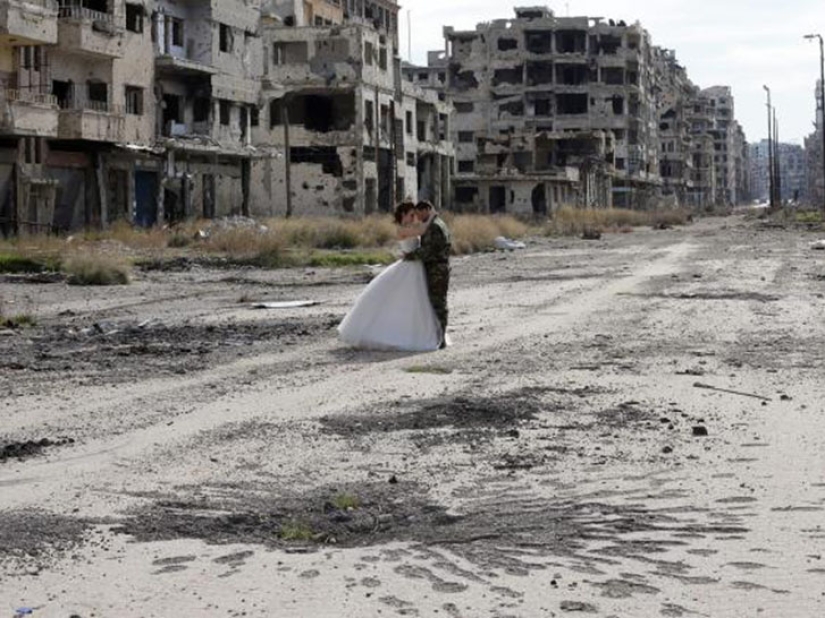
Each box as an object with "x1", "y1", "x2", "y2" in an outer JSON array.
[{"x1": 338, "y1": 201, "x2": 443, "y2": 352}]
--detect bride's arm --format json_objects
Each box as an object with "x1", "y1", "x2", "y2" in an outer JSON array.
[{"x1": 397, "y1": 223, "x2": 427, "y2": 239}]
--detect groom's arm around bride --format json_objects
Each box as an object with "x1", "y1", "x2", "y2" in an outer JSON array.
[{"x1": 402, "y1": 201, "x2": 451, "y2": 344}]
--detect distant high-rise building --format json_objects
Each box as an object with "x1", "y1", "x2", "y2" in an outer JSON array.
[{"x1": 403, "y1": 7, "x2": 748, "y2": 214}]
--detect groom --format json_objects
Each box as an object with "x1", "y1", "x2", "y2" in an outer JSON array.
[{"x1": 405, "y1": 200, "x2": 451, "y2": 348}]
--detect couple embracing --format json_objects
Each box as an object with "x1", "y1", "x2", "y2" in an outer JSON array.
[{"x1": 338, "y1": 200, "x2": 451, "y2": 352}]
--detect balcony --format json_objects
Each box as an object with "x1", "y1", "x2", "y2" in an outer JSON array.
[
  {"x1": 58, "y1": 98, "x2": 125, "y2": 142},
  {"x1": 57, "y1": 6, "x2": 123, "y2": 58},
  {"x1": 155, "y1": 54, "x2": 218, "y2": 77},
  {"x1": 0, "y1": 0, "x2": 58, "y2": 45},
  {"x1": 0, "y1": 89, "x2": 59, "y2": 137}
]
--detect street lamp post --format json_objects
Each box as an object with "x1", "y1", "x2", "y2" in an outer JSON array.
[
  {"x1": 804, "y1": 34, "x2": 825, "y2": 215},
  {"x1": 774, "y1": 109, "x2": 781, "y2": 205},
  {"x1": 763, "y1": 85, "x2": 774, "y2": 208}
]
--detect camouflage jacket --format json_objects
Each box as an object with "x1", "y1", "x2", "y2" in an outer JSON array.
[{"x1": 406, "y1": 215, "x2": 451, "y2": 268}]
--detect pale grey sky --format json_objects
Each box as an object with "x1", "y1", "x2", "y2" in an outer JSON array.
[{"x1": 401, "y1": 0, "x2": 825, "y2": 145}]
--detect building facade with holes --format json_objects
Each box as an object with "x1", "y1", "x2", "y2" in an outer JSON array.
[
  {"x1": 250, "y1": 18, "x2": 453, "y2": 217},
  {"x1": 1, "y1": 0, "x2": 264, "y2": 235},
  {"x1": 1, "y1": 0, "x2": 452, "y2": 233}
]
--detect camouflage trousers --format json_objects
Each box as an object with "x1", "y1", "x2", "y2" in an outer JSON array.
[{"x1": 424, "y1": 263, "x2": 450, "y2": 337}]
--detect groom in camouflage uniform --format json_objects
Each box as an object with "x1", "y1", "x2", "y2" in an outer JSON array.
[{"x1": 405, "y1": 200, "x2": 451, "y2": 348}]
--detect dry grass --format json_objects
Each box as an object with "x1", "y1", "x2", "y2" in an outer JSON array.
[
  {"x1": 84, "y1": 220, "x2": 170, "y2": 250},
  {"x1": 63, "y1": 251, "x2": 131, "y2": 286},
  {"x1": 200, "y1": 226, "x2": 286, "y2": 267},
  {"x1": 0, "y1": 209, "x2": 689, "y2": 272},
  {"x1": 446, "y1": 214, "x2": 532, "y2": 255},
  {"x1": 544, "y1": 207, "x2": 689, "y2": 236},
  {"x1": 268, "y1": 216, "x2": 397, "y2": 249}
]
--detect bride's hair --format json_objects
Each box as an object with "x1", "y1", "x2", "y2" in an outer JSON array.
[{"x1": 394, "y1": 200, "x2": 416, "y2": 224}]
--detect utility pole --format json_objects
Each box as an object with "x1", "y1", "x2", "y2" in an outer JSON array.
[
  {"x1": 774, "y1": 110, "x2": 781, "y2": 205},
  {"x1": 763, "y1": 85, "x2": 774, "y2": 208},
  {"x1": 804, "y1": 34, "x2": 825, "y2": 216}
]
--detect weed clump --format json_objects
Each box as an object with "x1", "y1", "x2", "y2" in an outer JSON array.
[
  {"x1": 2, "y1": 314, "x2": 36, "y2": 329},
  {"x1": 63, "y1": 253, "x2": 130, "y2": 286},
  {"x1": 330, "y1": 494, "x2": 360, "y2": 511},
  {"x1": 279, "y1": 521, "x2": 315, "y2": 542},
  {"x1": 0, "y1": 253, "x2": 55, "y2": 274}
]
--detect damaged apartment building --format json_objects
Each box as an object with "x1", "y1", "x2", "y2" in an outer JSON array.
[
  {"x1": 252, "y1": 0, "x2": 453, "y2": 215},
  {"x1": 406, "y1": 6, "x2": 748, "y2": 214},
  {"x1": 2, "y1": 0, "x2": 264, "y2": 234},
  {"x1": 1, "y1": 0, "x2": 452, "y2": 233}
]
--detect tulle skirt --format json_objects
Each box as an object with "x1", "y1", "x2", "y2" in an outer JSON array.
[{"x1": 338, "y1": 259, "x2": 443, "y2": 352}]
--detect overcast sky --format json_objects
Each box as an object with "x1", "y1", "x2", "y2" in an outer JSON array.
[{"x1": 401, "y1": 0, "x2": 825, "y2": 145}]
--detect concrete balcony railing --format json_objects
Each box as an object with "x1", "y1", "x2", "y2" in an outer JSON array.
[
  {"x1": 57, "y1": 99, "x2": 125, "y2": 142},
  {"x1": 57, "y1": 5, "x2": 123, "y2": 58},
  {"x1": 0, "y1": 88, "x2": 59, "y2": 137},
  {"x1": 0, "y1": 0, "x2": 59, "y2": 44}
]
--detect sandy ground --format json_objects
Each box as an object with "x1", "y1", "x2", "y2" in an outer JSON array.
[{"x1": 2, "y1": 214, "x2": 825, "y2": 617}]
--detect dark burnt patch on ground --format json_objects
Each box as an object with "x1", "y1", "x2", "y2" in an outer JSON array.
[
  {"x1": 629, "y1": 291, "x2": 780, "y2": 303},
  {"x1": 1, "y1": 437, "x2": 75, "y2": 464},
  {"x1": 595, "y1": 401, "x2": 662, "y2": 428},
  {"x1": 0, "y1": 510, "x2": 92, "y2": 569},
  {"x1": 115, "y1": 482, "x2": 455, "y2": 549},
  {"x1": 724, "y1": 332, "x2": 825, "y2": 371},
  {"x1": 0, "y1": 316, "x2": 339, "y2": 388},
  {"x1": 113, "y1": 480, "x2": 750, "y2": 580},
  {"x1": 505, "y1": 272, "x2": 608, "y2": 284},
  {"x1": 321, "y1": 388, "x2": 555, "y2": 438}
]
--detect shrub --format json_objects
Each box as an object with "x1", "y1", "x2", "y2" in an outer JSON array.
[
  {"x1": 331, "y1": 493, "x2": 360, "y2": 510},
  {"x1": 63, "y1": 253, "x2": 130, "y2": 286},
  {"x1": 279, "y1": 521, "x2": 314, "y2": 542}
]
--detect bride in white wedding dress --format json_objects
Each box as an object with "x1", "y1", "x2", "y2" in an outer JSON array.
[{"x1": 338, "y1": 203, "x2": 443, "y2": 352}]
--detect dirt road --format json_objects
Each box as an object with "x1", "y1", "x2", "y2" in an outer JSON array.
[{"x1": 2, "y1": 215, "x2": 825, "y2": 617}]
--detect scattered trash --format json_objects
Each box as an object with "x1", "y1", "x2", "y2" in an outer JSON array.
[
  {"x1": 251, "y1": 301, "x2": 322, "y2": 309},
  {"x1": 811, "y1": 240, "x2": 825, "y2": 250},
  {"x1": 194, "y1": 216, "x2": 270, "y2": 242},
  {"x1": 494, "y1": 236, "x2": 527, "y2": 251},
  {"x1": 692, "y1": 426, "x2": 709, "y2": 437},
  {"x1": 693, "y1": 382, "x2": 771, "y2": 402},
  {"x1": 14, "y1": 608, "x2": 33, "y2": 617}
]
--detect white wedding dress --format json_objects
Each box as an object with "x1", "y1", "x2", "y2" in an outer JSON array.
[{"x1": 338, "y1": 237, "x2": 443, "y2": 352}]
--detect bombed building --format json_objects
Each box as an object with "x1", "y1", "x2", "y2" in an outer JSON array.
[
  {"x1": 250, "y1": 18, "x2": 453, "y2": 216},
  {"x1": 1, "y1": 0, "x2": 453, "y2": 233},
  {"x1": 405, "y1": 7, "x2": 749, "y2": 214},
  {"x1": 0, "y1": 0, "x2": 264, "y2": 235}
]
